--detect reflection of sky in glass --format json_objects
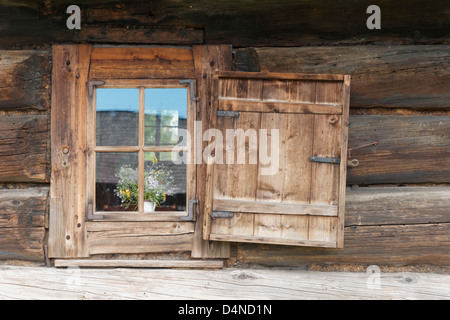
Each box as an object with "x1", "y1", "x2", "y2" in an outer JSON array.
[
  {"x1": 96, "y1": 88, "x2": 187, "y2": 120},
  {"x1": 96, "y1": 88, "x2": 139, "y2": 113},
  {"x1": 145, "y1": 88, "x2": 187, "y2": 119}
]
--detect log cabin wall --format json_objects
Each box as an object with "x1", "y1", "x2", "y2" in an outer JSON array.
[{"x1": 0, "y1": 0, "x2": 448, "y2": 267}]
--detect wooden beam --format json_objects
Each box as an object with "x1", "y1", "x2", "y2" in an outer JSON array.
[
  {"x1": 191, "y1": 45, "x2": 233, "y2": 259},
  {"x1": 48, "y1": 44, "x2": 92, "y2": 259},
  {"x1": 345, "y1": 187, "x2": 450, "y2": 226},
  {"x1": 347, "y1": 115, "x2": 450, "y2": 184},
  {"x1": 0, "y1": 114, "x2": 48, "y2": 183},
  {"x1": 0, "y1": 188, "x2": 48, "y2": 262},
  {"x1": 74, "y1": 27, "x2": 204, "y2": 45},
  {"x1": 249, "y1": 46, "x2": 450, "y2": 109},
  {"x1": 54, "y1": 259, "x2": 224, "y2": 269},
  {"x1": 1, "y1": 0, "x2": 448, "y2": 47},
  {"x1": 0, "y1": 50, "x2": 51, "y2": 110}
]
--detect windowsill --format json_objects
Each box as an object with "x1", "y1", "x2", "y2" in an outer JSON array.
[{"x1": 89, "y1": 211, "x2": 190, "y2": 222}]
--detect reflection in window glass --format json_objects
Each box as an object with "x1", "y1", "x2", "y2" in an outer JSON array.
[
  {"x1": 96, "y1": 153, "x2": 139, "y2": 212},
  {"x1": 96, "y1": 89, "x2": 139, "y2": 147},
  {"x1": 144, "y1": 88, "x2": 188, "y2": 147},
  {"x1": 145, "y1": 152, "x2": 187, "y2": 212}
]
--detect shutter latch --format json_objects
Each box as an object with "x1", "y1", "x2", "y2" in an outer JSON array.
[
  {"x1": 310, "y1": 156, "x2": 341, "y2": 164},
  {"x1": 211, "y1": 211, "x2": 234, "y2": 219},
  {"x1": 217, "y1": 110, "x2": 240, "y2": 118}
]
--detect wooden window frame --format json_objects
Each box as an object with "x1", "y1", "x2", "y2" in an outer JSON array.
[{"x1": 87, "y1": 79, "x2": 197, "y2": 222}]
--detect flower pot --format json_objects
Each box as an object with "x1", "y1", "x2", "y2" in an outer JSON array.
[{"x1": 144, "y1": 201, "x2": 156, "y2": 212}]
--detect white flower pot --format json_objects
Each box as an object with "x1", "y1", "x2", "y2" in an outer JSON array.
[{"x1": 144, "y1": 201, "x2": 156, "y2": 212}]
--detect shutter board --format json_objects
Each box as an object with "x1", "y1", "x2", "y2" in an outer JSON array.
[{"x1": 204, "y1": 72, "x2": 350, "y2": 248}]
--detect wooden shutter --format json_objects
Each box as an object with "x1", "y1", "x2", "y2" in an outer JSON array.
[{"x1": 203, "y1": 71, "x2": 350, "y2": 248}]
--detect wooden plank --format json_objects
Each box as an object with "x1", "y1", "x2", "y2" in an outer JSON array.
[
  {"x1": 219, "y1": 71, "x2": 344, "y2": 81},
  {"x1": 1, "y1": 266, "x2": 449, "y2": 300},
  {"x1": 347, "y1": 115, "x2": 450, "y2": 184},
  {"x1": 89, "y1": 47, "x2": 195, "y2": 80},
  {"x1": 219, "y1": 100, "x2": 342, "y2": 115},
  {"x1": 210, "y1": 233, "x2": 336, "y2": 248},
  {"x1": 253, "y1": 46, "x2": 450, "y2": 109},
  {"x1": 213, "y1": 199, "x2": 338, "y2": 217},
  {"x1": 0, "y1": 50, "x2": 51, "y2": 111},
  {"x1": 86, "y1": 222, "x2": 195, "y2": 255},
  {"x1": 0, "y1": 114, "x2": 48, "y2": 183},
  {"x1": 54, "y1": 259, "x2": 224, "y2": 269},
  {"x1": 48, "y1": 44, "x2": 92, "y2": 258},
  {"x1": 310, "y1": 114, "x2": 341, "y2": 206},
  {"x1": 0, "y1": 188, "x2": 48, "y2": 262},
  {"x1": 337, "y1": 75, "x2": 350, "y2": 248},
  {"x1": 191, "y1": 45, "x2": 232, "y2": 259}
]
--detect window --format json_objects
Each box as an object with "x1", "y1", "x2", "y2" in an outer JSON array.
[
  {"x1": 87, "y1": 80, "x2": 195, "y2": 221},
  {"x1": 49, "y1": 44, "x2": 349, "y2": 260}
]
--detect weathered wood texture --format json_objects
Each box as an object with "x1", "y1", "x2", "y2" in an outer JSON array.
[
  {"x1": 237, "y1": 186, "x2": 450, "y2": 267},
  {"x1": 0, "y1": 50, "x2": 51, "y2": 110},
  {"x1": 0, "y1": 0, "x2": 448, "y2": 47},
  {"x1": 240, "y1": 46, "x2": 450, "y2": 109},
  {"x1": 0, "y1": 188, "x2": 48, "y2": 261},
  {"x1": 86, "y1": 222, "x2": 195, "y2": 255},
  {"x1": 204, "y1": 72, "x2": 350, "y2": 249},
  {"x1": 48, "y1": 44, "x2": 92, "y2": 258},
  {"x1": 89, "y1": 46, "x2": 196, "y2": 79},
  {"x1": 0, "y1": 114, "x2": 48, "y2": 183},
  {"x1": 1, "y1": 266, "x2": 449, "y2": 300},
  {"x1": 347, "y1": 115, "x2": 450, "y2": 185},
  {"x1": 191, "y1": 45, "x2": 233, "y2": 259}
]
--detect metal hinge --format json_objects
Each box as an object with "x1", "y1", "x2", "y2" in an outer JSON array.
[
  {"x1": 217, "y1": 110, "x2": 240, "y2": 118},
  {"x1": 180, "y1": 199, "x2": 198, "y2": 221},
  {"x1": 87, "y1": 80, "x2": 106, "y2": 97},
  {"x1": 310, "y1": 156, "x2": 341, "y2": 164},
  {"x1": 211, "y1": 211, "x2": 234, "y2": 219},
  {"x1": 87, "y1": 203, "x2": 104, "y2": 220},
  {"x1": 179, "y1": 79, "x2": 199, "y2": 102}
]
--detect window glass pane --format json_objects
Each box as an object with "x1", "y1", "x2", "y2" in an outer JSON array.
[
  {"x1": 96, "y1": 88, "x2": 139, "y2": 146},
  {"x1": 144, "y1": 152, "x2": 187, "y2": 212},
  {"x1": 144, "y1": 88, "x2": 188, "y2": 147},
  {"x1": 96, "y1": 152, "x2": 139, "y2": 212}
]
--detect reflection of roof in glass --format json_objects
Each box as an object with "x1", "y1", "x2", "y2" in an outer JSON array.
[{"x1": 96, "y1": 88, "x2": 188, "y2": 119}]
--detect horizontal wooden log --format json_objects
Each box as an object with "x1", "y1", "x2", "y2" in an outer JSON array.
[
  {"x1": 0, "y1": 188, "x2": 48, "y2": 262},
  {"x1": 236, "y1": 186, "x2": 450, "y2": 266},
  {"x1": 0, "y1": 114, "x2": 49, "y2": 183},
  {"x1": 345, "y1": 187, "x2": 450, "y2": 226},
  {"x1": 86, "y1": 221, "x2": 195, "y2": 255},
  {"x1": 347, "y1": 115, "x2": 450, "y2": 184},
  {"x1": 74, "y1": 27, "x2": 204, "y2": 45},
  {"x1": 249, "y1": 46, "x2": 450, "y2": 109},
  {"x1": 0, "y1": 50, "x2": 51, "y2": 110},
  {"x1": 1, "y1": 0, "x2": 448, "y2": 46},
  {"x1": 238, "y1": 223, "x2": 450, "y2": 266}
]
